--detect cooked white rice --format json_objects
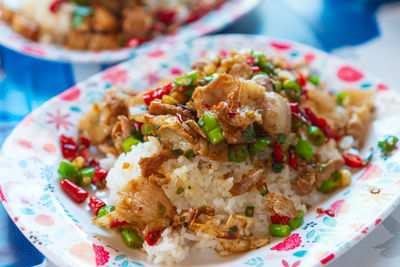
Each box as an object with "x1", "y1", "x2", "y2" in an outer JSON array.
[{"x1": 106, "y1": 137, "x2": 314, "y2": 264}]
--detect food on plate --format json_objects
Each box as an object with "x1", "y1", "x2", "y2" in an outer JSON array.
[
  {"x1": 57, "y1": 49, "x2": 382, "y2": 264},
  {"x1": 0, "y1": 0, "x2": 225, "y2": 50}
]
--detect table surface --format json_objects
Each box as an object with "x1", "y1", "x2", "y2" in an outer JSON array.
[{"x1": 1, "y1": 0, "x2": 400, "y2": 266}]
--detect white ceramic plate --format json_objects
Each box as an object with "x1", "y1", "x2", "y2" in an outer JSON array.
[
  {"x1": 1, "y1": 35, "x2": 400, "y2": 267},
  {"x1": 0, "y1": 0, "x2": 260, "y2": 63}
]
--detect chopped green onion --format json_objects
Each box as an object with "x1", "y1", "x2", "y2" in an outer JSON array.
[
  {"x1": 337, "y1": 91, "x2": 349, "y2": 106},
  {"x1": 295, "y1": 139, "x2": 314, "y2": 163},
  {"x1": 141, "y1": 124, "x2": 153, "y2": 136},
  {"x1": 227, "y1": 225, "x2": 239, "y2": 235},
  {"x1": 308, "y1": 76, "x2": 320, "y2": 85},
  {"x1": 258, "y1": 185, "x2": 269, "y2": 196},
  {"x1": 97, "y1": 205, "x2": 115, "y2": 218},
  {"x1": 172, "y1": 149, "x2": 183, "y2": 155},
  {"x1": 176, "y1": 186, "x2": 185, "y2": 194},
  {"x1": 198, "y1": 114, "x2": 219, "y2": 133},
  {"x1": 158, "y1": 203, "x2": 166, "y2": 215},
  {"x1": 58, "y1": 160, "x2": 79, "y2": 180},
  {"x1": 288, "y1": 210, "x2": 304, "y2": 230},
  {"x1": 269, "y1": 224, "x2": 291, "y2": 237},
  {"x1": 272, "y1": 162, "x2": 283, "y2": 173},
  {"x1": 123, "y1": 137, "x2": 142, "y2": 152},
  {"x1": 251, "y1": 51, "x2": 273, "y2": 73},
  {"x1": 228, "y1": 144, "x2": 249, "y2": 162},
  {"x1": 307, "y1": 126, "x2": 326, "y2": 146},
  {"x1": 249, "y1": 137, "x2": 270, "y2": 152},
  {"x1": 245, "y1": 206, "x2": 255, "y2": 217},
  {"x1": 121, "y1": 229, "x2": 144, "y2": 249},
  {"x1": 243, "y1": 125, "x2": 255, "y2": 142},
  {"x1": 207, "y1": 127, "x2": 225, "y2": 145},
  {"x1": 184, "y1": 149, "x2": 195, "y2": 159},
  {"x1": 278, "y1": 134, "x2": 286, "y2": 144},
  {"x1": 283, "y1": 80, "x2": 302, "y2": 101},
  {"x1": 378, "y1": 136, "x2": 398, "y2": 154},
  {"x1": 152, "y1": 125, "x2": 160, "y2": 130}
]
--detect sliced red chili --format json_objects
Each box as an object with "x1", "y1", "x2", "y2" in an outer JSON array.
[
  {"x1": 246, "y1": 55, "x2": 255, "y2": 65},
  {"x1": 133, "y1": 121, "x2": 143, "y2": 131},
  {"x1": 175, "y1": 113, "x2": 183, "y2": 123},
  {"x1": 92, "y1": 166, "x2": 108, "y2": 184},
  {"x1": 270, "y1": 214, "x2": 290, "y2": 225},
  {"x1": 289, "y1": 151, "x2": 298, "y2": 170},
  {"x1": 304, "y1": 107, "x2": 339, "y2": 140},
  {"x1": 79, "y1": 136, "x2": 90, "y2": 148},
  {"x1": 89, "y1": 196, "x2": 106, "y2": 215},
  {"x1": 251, "y1": 66, "x2": 260, "y2": 73},
  {"x1": 143, "y1": 83, "x2": 174, "y2": 105},
  {"x1": 49, "y1": 0, "x2": 66, "y2": 13},
  {"x1": 297, "y1": 72, "x2": 306, "y2": 87},
  {"x1": 60, "y1": 179, "x2": 88, "y2": 203},
  {"x1": 110, "y1": 219, "x2": 128, "y2": 228},
  {"x1": 343, "y1": 152, "x2": 363, "y2": 167},
  {"x1": 273, "y1": 142, "x2": 283, "y2": 162},
  {"x1": 289, "y1": 102, "x2": 299, "y2": 113},
  {"x1": 77, "y1": 148, "x2": 90, "y2": 162},
  {"x1": 60, "y1": 135, "x2": 77, "y2": 159},
  {"x1": 146, "y1": 231, "x2": 161, "y2": 246}
]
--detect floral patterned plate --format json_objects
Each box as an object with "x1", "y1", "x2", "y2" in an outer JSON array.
[
  {"x1": 0, "y1": 0, "x2": 260, "y2": 63},
  {"x1": 1, "y1": 35, "x2": 400, "y2": 267}
]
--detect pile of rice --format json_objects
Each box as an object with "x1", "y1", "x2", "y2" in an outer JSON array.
[{"x1": 103, "y1": 137, "x2": 314, "y2": 264}]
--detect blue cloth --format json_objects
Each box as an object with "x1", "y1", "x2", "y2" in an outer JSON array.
[{"x1": 0, "y1": 0, "x2": 397, "y2": 265}]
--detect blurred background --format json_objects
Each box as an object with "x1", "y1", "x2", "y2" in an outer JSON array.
[{"x1": 0, "y1": 0, "x2": 400, "y2": 266}]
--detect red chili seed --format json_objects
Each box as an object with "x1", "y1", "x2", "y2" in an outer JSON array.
[
  {"x1": 146, "y1": 231, "x2": 161, "y2": 246},
  {"x1": 89, "y1": 196, "x2": 106, "y2": 215},
  {"x1": 60, "y1": 179, "x2": 88, "y2": 203},
  {"x1": 60, "y1": 135, "x2": 77, "y2": 159},
  {"x1": 274, "y1": 142, "x2": 283, "y2": 162},
  {"x1": 110, "y1": 219, "x2": 128, "y2": 228}
]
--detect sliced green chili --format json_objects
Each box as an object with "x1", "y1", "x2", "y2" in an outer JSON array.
[
  {"x1": 288, "y1": 210, "x2": 304, "y2": 230},
  {"x1": 58, "y1": 160, "x2": 79, "y2": 180},
  {"x1": 243, "y1": 125, "x2": 255, "y2": 142},
  {"x1": 97, "y1": 205, "x2": 115, "y2": 218},
  {"x1": 184, "y1": 149, "x2": 195, "y2": 159},
  {"x1": 308, "y1": 76, "x2": 320, "y2": 85},
  {"x1": 307, "y1": 126, "x2": 326, "y2": 146},
  {"x1": 283, "y1": 80, "x2": 302, "y2": 101},
  {"x1": 172, "y1": 149, "x2": 183, "y2": 155},
  {"x1": 272, "y1": 162, "x2": 283, "y2": 173},
  {"x1": 249, "y1": 137, "x2": 270, "y2": 152},
  {"x1": 228, "y1": 144, "x2": 249, "y2": 162},
  {"x1": 269, "y1": 224, "x2": 291, "y2": 237},
  {"x1": 122, "y1": 229, "x2": 144, "y2": 249},
  {"x1": 378, "y1": 136, "x2": 398, "y2": 154},
  {"x1": 295, "y1": 139, "x2": 314, "y2": 163},
  {"x1": 123, "y1": 137, "x2": 142, "y2": 153}
]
